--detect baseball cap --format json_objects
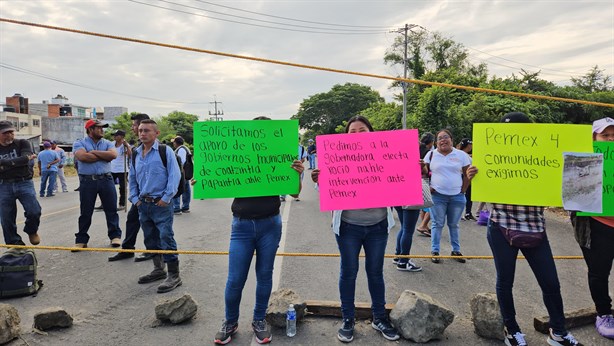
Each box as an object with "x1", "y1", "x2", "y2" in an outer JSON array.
[
  {"x1": 0, "y1": 120, "x2": 16, "y2": 134},
  {"x1": 43, "y1": 141, "x2": 52, "y2": 148},
  {"x1": 84, "y1": 119, "x2": 109, "y2": 129},
  {"x1": 459, "y1": 138, "x2": 472, "y2": 147},
  {"x1": 113, "y1": 129, "x2": 126, "y2": 136},
  {"x1": 308, "y1": 139, "x2": 314, "y2": 142},
  {"x1": 592, "y1": 117, "x2": 614, "y2": 134},
  {"x1": 501, "y1": 112, "x2": 531, "y2": 123}
]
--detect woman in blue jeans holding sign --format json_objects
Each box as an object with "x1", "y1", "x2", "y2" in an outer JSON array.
[
  {"x1": 311, "y1": 116, "x2": 399, "y2": 343},
  {"x1": 214, "y1": 116, "x2": 304, "y2": 345}
]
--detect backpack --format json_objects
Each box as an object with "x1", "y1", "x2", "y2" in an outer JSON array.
[
  {"x1": 176, "y1": 145, "x2": 194, "y2": 180},
  {"x1": 0, "y1": 248, "x2": 43, "y2": 298},
  {"x1": 132, "y1": 144, "x2": 184, "y2": 198}
]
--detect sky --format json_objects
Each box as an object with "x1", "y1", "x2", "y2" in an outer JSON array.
[{"x1": 1, "y1": 0, "x2": 612, "y2": 121}]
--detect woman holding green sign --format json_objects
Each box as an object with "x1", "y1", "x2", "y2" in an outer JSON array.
[
  {"x1": 571, "y1": 117, "x2": 614, "y2": 340},
  {"x1": 311, "y1": 115, "x2": 399, "y2": 343}
]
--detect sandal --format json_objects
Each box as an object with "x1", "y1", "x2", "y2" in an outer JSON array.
[{"x1": 416, "y1": 228, "x2": 431, "y2": 237}]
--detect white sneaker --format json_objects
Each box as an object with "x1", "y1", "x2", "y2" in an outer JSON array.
[
  {"x1": 504, "y1": 328, "x2": 527, "y2": 346},
  {"x1": 547, "y1": 328, "x2": 583, "y2": 346}
]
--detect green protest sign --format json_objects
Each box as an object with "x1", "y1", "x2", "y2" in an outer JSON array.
[
  {"x1": 193, "y1": 120, "x2": 299, "y2": 199},
  {"x1": 578, "y1": 141, "x2": 614, "y2": 216}
]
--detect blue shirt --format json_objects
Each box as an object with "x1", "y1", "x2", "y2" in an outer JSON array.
[
  {"x1": 38, "y1": 149, "x2": 59, "y2": 172},
  {"x1": 129, "y1": 141, "x2": 181, "y2": 204},
  {"x1": 73, "y1": 137, "x2": 115, "y2": 175}
]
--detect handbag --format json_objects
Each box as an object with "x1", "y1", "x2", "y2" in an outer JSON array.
[
  {"x1": 499, "y1": 226, "x2": 545, "y2": 248},
  {"x1": 403, "y1": 179, "x2": 434, "y2": 210}
]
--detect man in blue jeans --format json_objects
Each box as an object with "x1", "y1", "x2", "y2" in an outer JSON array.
[
  {"x1": 171, "y1": 136, "x2": 191, "y2": 215},
  {"x1": 0, "y1": 120, "x2": 41, "y2": 246},
  {"x1": 73, "y1": 119, "x2": 123, "y2": 250},
  {"x1": 37, "y1": 141, "x2": 60, "y2": 197},
  {"x1": 214, "y1": 116, "x2": 305, "y2": 345},
  {"x1": 129, "y1": 119, "x2": 182, "y2": 293}
]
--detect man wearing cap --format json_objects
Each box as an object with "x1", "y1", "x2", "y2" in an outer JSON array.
[
  {"x1": 37, "y1": 141, "x2": 61, "y2": 197},
  {"x1": 51, "y1": 141, "x2": 68, "y2": 193},
  {"x1": 109, "y1": 113, "x2": 154, "y2": 262},
  {"x1": 171, "y1": 136, "x2": 191, "y2": 215},
  {"x1": 571, "y1": 117, "x2": 614, "y2": 340},
  {"x1": 0, "y1": 120, "x2": 42, "y2": 245},
  {"x1": 110, "y1": 129, "x2": 132, "y2": 209},
  {"x1": 307, "y1": 138, "x2": 317, "y2": 170},
  {"x1": 72, "y1": 119, "x2": 123, "y2": 250}
]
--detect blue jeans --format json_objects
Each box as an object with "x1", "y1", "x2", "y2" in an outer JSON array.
[
  {"x1": 225, "y1": 215, "x2": 282, "y2": 323},
  {"x1": 121, "y1": 203, "x2": 141, "y2": 249},
  {"x1": 39, "y1": 171, "x2": 57, "y2": 197},
  {"x1": 75, "y1": 174, "x2": 122, "y2": 244},
  {"x1": 138, "y1": 200, "x2": 177, "y2": 262},
  {"x1": 487, "y1": 221, "x2": 566, "y2": 335},
  {"x1": 0, "y1": 180, "x2": 42, "y2": 245},
  {"x1": 430, "y1": 191, "x2": 465, "y2": 253},
  {"x1": 336, "y1": 219, "x2": 389, "y2": 320},
  {"x1": 394, "y1": 208, "x2": 420, "y2": 264},
  {"x1": 308, "y1": 154, "x2": 316, "y2": 169},
  {"x1": 172, "y1": 179, "x2": 191, "y2": 212}
]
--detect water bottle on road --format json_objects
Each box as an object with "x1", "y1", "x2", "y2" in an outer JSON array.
[{"x1": 286, "y1": 304, "x2": 296, "y2": 337}]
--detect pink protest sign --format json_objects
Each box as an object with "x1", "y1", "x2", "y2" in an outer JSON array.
[{"x1": 316, "y1": 130, "x2": 423, "y2": 211}]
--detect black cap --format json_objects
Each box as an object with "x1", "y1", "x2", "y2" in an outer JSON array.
[
  {"x1": 113, "y1": 130, "x2": 126, "y2": 136},
  {"x1": 172, "y1": 136, "x2": 184, "y2": 145},
  {"x1": 501, "y1": 112, "x2": 531, "y2": 123},
  {"x1": 0, "y1": 120, "x2": 16, "y2": 133},
  {"x1": 459, "y1": 138, "x2": 472, "y2": 147},
  {"x1": 130, "y1": 113, "x2": 150, "y2": 121}
]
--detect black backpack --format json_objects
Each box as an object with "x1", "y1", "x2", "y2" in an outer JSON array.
[
  {"x1": 132, "y1": 144, "x2": 184, "y2": 198},
  {"x1": 0, "y1": 248, "x2": 43, "y2": 298},
  {"x1": 177, "y1": 145, "x2": 194, "y2": 180}
]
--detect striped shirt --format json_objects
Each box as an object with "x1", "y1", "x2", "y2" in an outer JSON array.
[{"x1": 490, "y1": 204, "x2": 545, "y2": 233}]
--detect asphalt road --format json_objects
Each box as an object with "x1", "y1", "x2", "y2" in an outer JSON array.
[{"x1": 3, "y1": 175, "x2": 613, "y2": 346}]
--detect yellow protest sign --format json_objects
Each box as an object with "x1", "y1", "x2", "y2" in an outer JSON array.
[{"x1": 472, "y1": 123, "x2": 593, "y2": 206}]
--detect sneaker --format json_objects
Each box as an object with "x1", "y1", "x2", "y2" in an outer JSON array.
[
  {"x1": 596, "y1": 314, "x2": 614, "y2": 339},
  {"x1": 337, "y1": 318, "x2": 355, "y2": 343},
  {"x1": 214, "y1": 320, "x2": 238, "y2": 345},
  {"x1": 461, "y1": 215, "x2": 467, "y2": 221},
  {"x1": 71, "y1": 243, "x2": 87, "y2": 252},
  {"x1": 251, "y1": 319, "x2": 271, "y2": 344},
  {"x1": 547, "y1": 328, "x2": 583, "y2": 346},
  {"x1": 465, "y1": 213, "x2": 477, "y2": 221},
  {"x1": 371, "y1": 317, "x2": 400, "y2": 341},
  {"x1": 181, "y1": 208, "x2": 190, "y2": 213},
  {"x1": 431, "y1": 251, "x2": 440, "y2": 263},
  {"x1": 392, "y1": 257, "x2": 400, "y2": 265},
  {"x1": 110, "y1": 238, "x2": 122, "y2": 247},
  {"x1": 504, "y1": 328, "x2": 527, "y2": 346},
  {"x1": 397, "y1": 260, "x2": 422, "y2": 272},
  {"x1": 451, "y1": 251, "x2": 466, "y2": 263},
  {"x1": 174, "y1": 210, "x2": 182, "y2": 215}
]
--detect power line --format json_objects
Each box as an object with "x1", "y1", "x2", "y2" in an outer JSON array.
[
  {"x1": 0, "y1": 62, "x2": 209, "y2": 105},
  {"x1": 127, "y1": 0, "x2": 389, "y2": 35},
  {"x1": 192, "y1": 0, "x2": 391, "y2": 29}
]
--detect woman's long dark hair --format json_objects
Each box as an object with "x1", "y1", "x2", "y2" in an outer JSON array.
[{"x1": 345, "y1": 115, "x2": 374, "y2": 133}]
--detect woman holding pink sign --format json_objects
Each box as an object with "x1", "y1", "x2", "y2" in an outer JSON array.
[{"x1": 311, "y1": 115, "x2": 399, "y2": 343}]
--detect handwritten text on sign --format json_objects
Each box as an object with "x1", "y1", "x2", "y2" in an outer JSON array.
[
  {"x1": 471, "y1": 123, "x2": 593, "y2": 206},
  {"x1": 316, "y1": 130, "x2": 422, "y2": 211},
  {"x1": 193, "y1": 120, "x2": 299, "y2": 199},
  {"x1": 578, "y1": 141, "x2": 614, "y2": 216}
]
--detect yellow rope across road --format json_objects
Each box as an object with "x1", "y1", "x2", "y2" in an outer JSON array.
[
  {"x1": 1, "y1": 18, "x2": 612, "y2": 109},
  {"x1": 0, "y1": 244, "x2": 584, "y2": 260}
]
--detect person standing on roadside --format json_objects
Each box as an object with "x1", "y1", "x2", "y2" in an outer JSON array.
[
  {"x1": 311, "y1": 116, "x2": 399, "y2": 343},
  {"x1": 307, "y1": 138, "x2": 317, "y2": 170},
  {"x1": 171, "y1": 136, "x2": 191, "y2": 215},
  {"x1": 110, "y1": 130, "x2": 131, "y2": 209},
  {"x1": 425, "y1": 129, "x2": 471, "y2": 264},
  {"x1": 571, "y1": 116, "x2": 614, "y2": 340},
  {"x1": 473, "y1": 112, "x2": 583, "y2": 346},
  {"x1": 72, "y1": 119, "x2": 122, "y2": 250},
  {"x1": 51, "y1": 141, "x2": 68, "y2": 193},
  {"x1": 109, "y1": 113, "x2": 155, "y2": 262},
  {"x1": 214, "y1": 116, "x2": 305, "y2": 345},
  {"x1": 37, "y1": 141, "x2": 60, "y2": 197},
  {"x1": 130, "y1": 119, "x2": 182, "y2": 293},
  {"x1": 0, "y1": 120, "x2": 41, "y2": 245}
]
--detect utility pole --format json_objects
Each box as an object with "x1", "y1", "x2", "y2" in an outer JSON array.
[
  {"x1": 209, "y1": 95, "x2": 224, "y2": 121},
  {"x1": 392, "y1": 24, "x2": 420, "y2": 129}
]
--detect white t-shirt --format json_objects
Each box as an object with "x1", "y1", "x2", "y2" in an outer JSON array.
[
  {"x1": 110, "y1": 144, "x2": 128, "y2": 173},
  {"x1": 425, "y1": 148, "x2": 471, "y2": 195}
]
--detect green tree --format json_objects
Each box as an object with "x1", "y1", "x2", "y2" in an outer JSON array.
[
  {"x1": 164, "y1": 111, "x2": 199, "y2": 144},
  {"x1": 291, "y1": 83, "x2": 384, "y2": 134},
  {"x1": 105, "y1": 112, "x2": 140, "y2": 142},
  {"x1": 571, "y1": 65, "x2": 612, "y2": 93}
]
